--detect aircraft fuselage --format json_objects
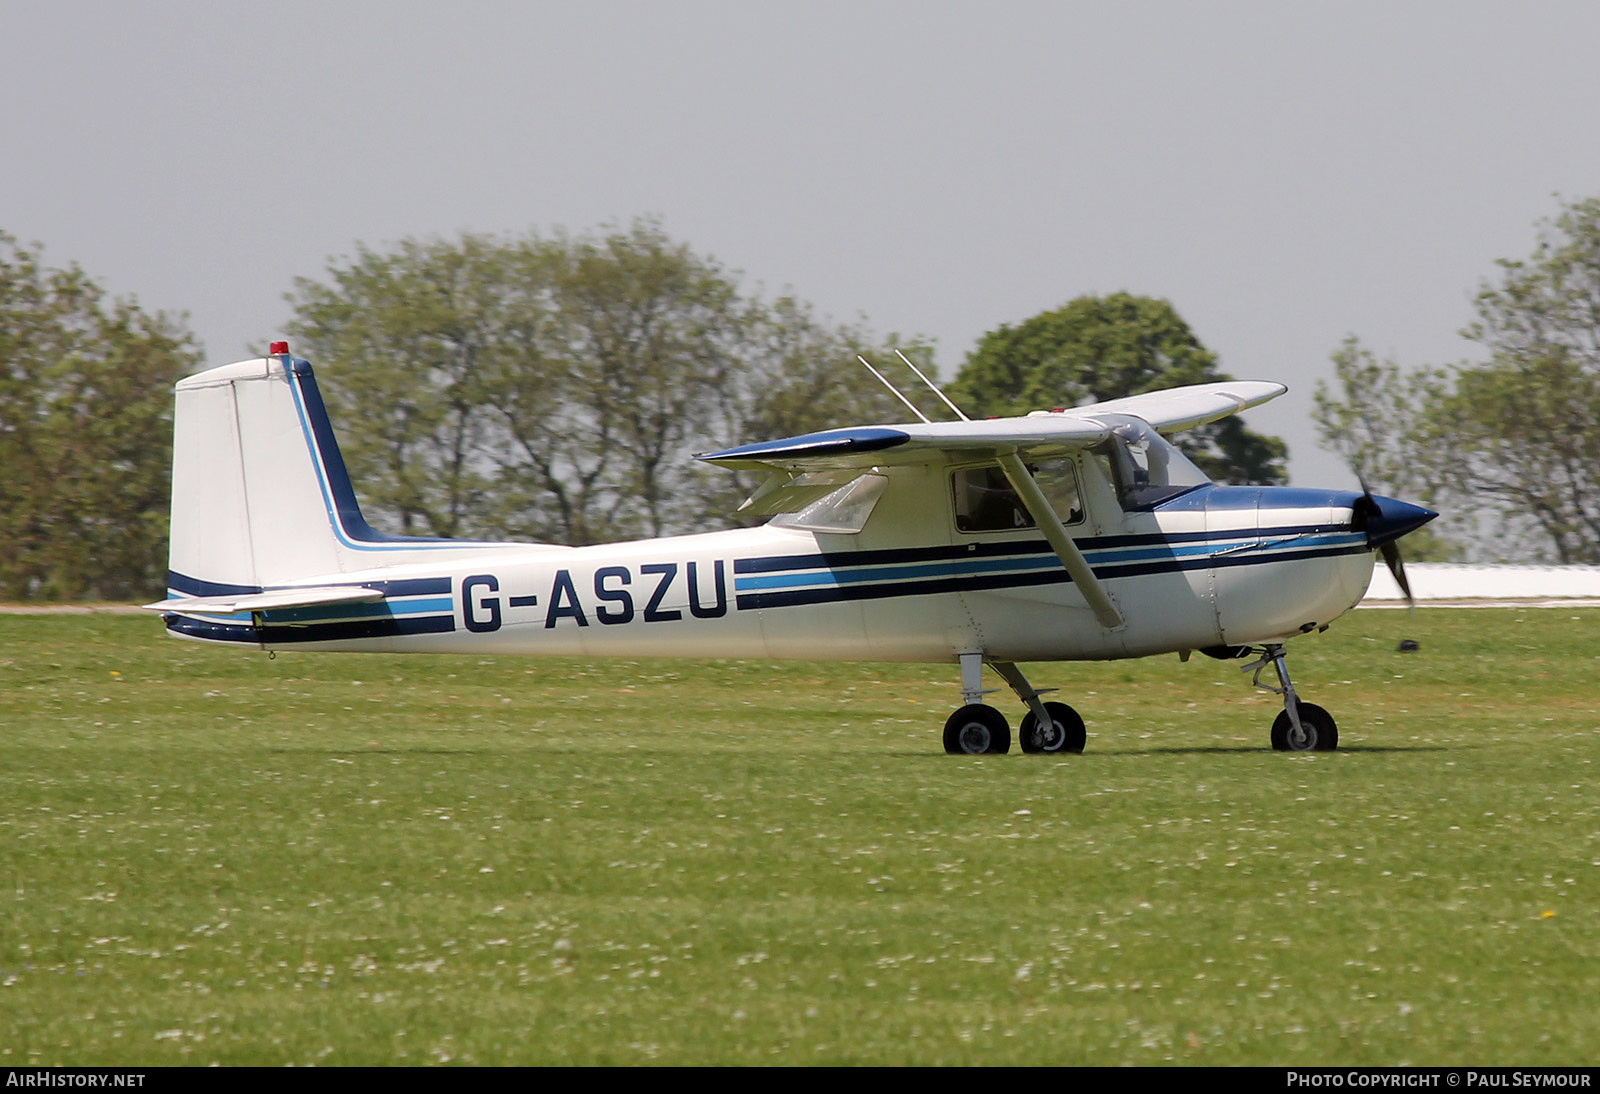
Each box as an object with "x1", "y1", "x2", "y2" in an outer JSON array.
[
  {"x1": 165, "y1": 481, "x2": 1379, "y2": 664},
  {"x1": 152, "y1": 351, "x2": 1436, "y2": 754}
]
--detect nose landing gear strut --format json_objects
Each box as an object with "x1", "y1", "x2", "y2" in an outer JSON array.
[{"x1": 1242, "y1": 643, "x2": 1339, "y2": 752}]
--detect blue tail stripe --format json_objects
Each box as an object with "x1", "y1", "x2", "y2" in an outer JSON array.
[{"x1": 281, "y1": 357, "x2": 521, "y2": 552}]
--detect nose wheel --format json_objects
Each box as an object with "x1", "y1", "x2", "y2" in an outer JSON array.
[
  {"x1": 1271, "y1": 700, "x2": 1338, "y2": 751},
  {"x1": 1244, "y1": 644, "x2": 1340, "y2": 751}
]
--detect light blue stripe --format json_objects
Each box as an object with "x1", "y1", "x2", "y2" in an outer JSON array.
[
  {"x1": 1087, "y1": 541, "x2": 1233, "y2": 564},
  {"x1": 386, "y1": 597, "x2": 455, "y2": 615},
  {"x1": 164, "y1": 598, "x2": 455, "y2": 624},
  {"x1": 1087, "y1": 532, "x2": 1365, "y2": 565},
  {"x1": 737, "y1": 554, "x2": 1060, "y2": 592},
  {"x1": 734, "y1": 532, "x2": 1367, "y2": 592}
]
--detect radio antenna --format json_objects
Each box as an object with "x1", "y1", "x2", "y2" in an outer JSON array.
[
  {"x1": 857, "y1": 355, "x2": 931, "y2": 423},
  {"x1": 895, "y1": 349, "x2": 970, "y2": 421}
]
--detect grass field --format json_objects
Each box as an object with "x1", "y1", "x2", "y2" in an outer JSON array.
[{"x1": 1, "y1": 609, "x2": 1595, "y2": 1066}]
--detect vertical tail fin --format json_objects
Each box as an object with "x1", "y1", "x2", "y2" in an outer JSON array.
[{"x1": 165, "y1": 351, "x2": 380, "y2": 596}]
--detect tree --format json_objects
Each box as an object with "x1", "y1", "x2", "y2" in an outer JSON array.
[
  {"x1": 1313, "y1": 338, "x2": 1460, "y2": 561},
  {"x1": 1312, "y1": 337, "x2": 1447, "y2": 500},
  {"x1": 0, "y1": 232, "x2": 199, "y2": 600},
  {"x1": 287, "y1": 220, "x2": 908, "y2": 545},
  {"x1": 1442, "y1": 195, "x2": 1600, "y2": 563},
  {"x1": 1316, "y1": 195, "x2": 1600, "y2": 563},
  {"x1": 949, "y1": 293, "x2": 1288, "y2": 484},
  {"x1": 537, "y1": 222, "x2": 750, "y2": 539},
  {"x1": 285, "y1": 234, "x2": 542, "y2": 539}
]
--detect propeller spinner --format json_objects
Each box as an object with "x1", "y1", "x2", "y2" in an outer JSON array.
[{"x1": 1352, "y1": 478, "x2": 1438, "y2": 639}]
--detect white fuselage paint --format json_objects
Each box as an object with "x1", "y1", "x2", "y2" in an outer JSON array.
[
  {"x1": 169, "y1": 454, "x2": 1377, "y2": 664},
  {"x1": 157, "y1": 354, "x2": 1389, "y2": 669}
]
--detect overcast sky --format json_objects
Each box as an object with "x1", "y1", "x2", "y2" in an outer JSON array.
[{"x1": 5, "y1": 0, "x2": 1599, "y2": 486}]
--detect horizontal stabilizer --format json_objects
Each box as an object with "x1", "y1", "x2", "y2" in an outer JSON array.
[{"x1": 145, "y1": 586, "x2": 387, "y2": 615}]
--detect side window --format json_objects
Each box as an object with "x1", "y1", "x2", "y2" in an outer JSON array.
[
  {"x1": 1032, "y1": 460, "x2": 1084, "y2": 525},
  {"x1": 953, "y1": 466, "x2": 1032, "y2": 532},
  {"x1": 952, "y1": 460, "x2": 1082, "y2": 533}
]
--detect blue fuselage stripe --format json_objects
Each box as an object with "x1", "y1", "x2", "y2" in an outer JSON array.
[
  {"x1": 737, "y1": 554, "x2": 1060, "y2": 591},
  {"x1": 734, "y1": 528, "x2": 1364, "y2": 594},
  {"x1": 732, "y1": 536, "x2": 1370, "y2": 611},
  {"x1": 168, "y1": 519, "x2": 1371, "y2": 643}
]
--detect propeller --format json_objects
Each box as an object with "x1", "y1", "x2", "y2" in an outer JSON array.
[
  {"x1": 1359, "y1": 479, "x2": 1414, "y2": 605},
  {"x1": 1352, "y1": 476, "x2": 1438, "y2": 647}
]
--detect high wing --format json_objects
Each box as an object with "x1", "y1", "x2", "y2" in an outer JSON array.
[
  {"x1": 696, "y1": 380, "x2": 1286, "y2": 473},
  {"x1": 696, "y1": 417, "x2": 1111, "y2": 472},
  {"x1": 697, "y1": 381, "x2": 1287, "y2": 633},
  {"x1": 1069, "y1": 380, "x2": 1286, "y2": 435}
]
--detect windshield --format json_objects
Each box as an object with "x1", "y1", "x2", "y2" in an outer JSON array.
[{"x1": 1092, "y1": 415, "x2": 1210, "y2": 509}]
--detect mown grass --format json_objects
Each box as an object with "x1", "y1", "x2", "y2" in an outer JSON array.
[{"x1": 0, "y1": 609, "x2": 1595, "y2": 1065}]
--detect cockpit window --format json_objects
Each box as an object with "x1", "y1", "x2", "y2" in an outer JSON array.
[
  {"x1": 952, "y1": 459, "x2": 1082, "y2": 533},
  {"x1": 1092, "y1": 415, "x2": 1209, "y2": 510}
]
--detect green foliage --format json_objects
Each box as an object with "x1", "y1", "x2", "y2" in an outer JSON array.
[
  {"x1": 950, "y1": 293, "x2": 1288, "y2": 484},
  {"x1": 1313, "y1": 337, "x2": 1441, "y2": 499},
  {"x1": 2, "y1": 610, "x2": 1597, "y2": 1064},
  {"x1": 1440, "y1": 196, "x2": 1600, "y2": 563},
  {"x1": 0, "y1": 234, "x2": 199, "y2": 600},
  {"x1": 287, "y1": 220, "x2": 910, "y2": 545},
  {"x1": 1317, "y1": 195, "x2": 1600, "y2": 563},
  {"x1": 1312, "y1": 340, "x2": 1461, "y2": 562},
  {"x1": 284, "y1": 234, "x2": 537, "y2": 538}
]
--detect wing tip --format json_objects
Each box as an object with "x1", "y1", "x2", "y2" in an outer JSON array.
[{"x1": 698, "y1": 427, "x2": 910, "y2": 465}]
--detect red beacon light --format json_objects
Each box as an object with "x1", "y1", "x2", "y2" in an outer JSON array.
[{"x1": 269, "y1": 340, "x2": 290, "y2": 356}]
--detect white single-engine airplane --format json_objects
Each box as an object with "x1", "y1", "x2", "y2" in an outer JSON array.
[{"x1": 146, "y1": 342, "x2": 1436, "y2": 754}]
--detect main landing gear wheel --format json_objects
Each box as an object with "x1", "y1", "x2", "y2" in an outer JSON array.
[
  {"x1": 1019, "y1": 701, "x2": 1086, "y2": 754},
  {"x1": 1270, "y1": 700, "x2": 1339, "y2": 752},
  {"x1": 943, "y1": 704, "x2": 1011, "y2": 754}
]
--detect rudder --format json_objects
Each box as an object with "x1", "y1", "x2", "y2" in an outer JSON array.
[{"x1": 166, "y1": 352, "x2": 358, "y2": 596}]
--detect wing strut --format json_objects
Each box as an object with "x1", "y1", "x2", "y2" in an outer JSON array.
[
  {"x1": 857, "y1": 356, "x2": 931, "y2": 423},
  {"x1": 995, "y1": 453, "x2": 1124, "y2": 630},
  {"x1": 894, "y1": 350, "x2": 970, "y2": 421}
]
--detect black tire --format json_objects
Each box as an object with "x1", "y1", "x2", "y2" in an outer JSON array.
[
  {"x1": 943, "y1": 704, "x2": 1011, "y2": 754},
  {"x1": 1019, "y1": 701, "x2": 1086, "y2": 754},
  {"x1": 1270, "y1": 701, "x2": 1338, "y2": 752}
]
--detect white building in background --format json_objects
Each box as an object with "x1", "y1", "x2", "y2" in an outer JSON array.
[{"x1": 1364, "y1": 564, "x2": 1600, "y2": 605}]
